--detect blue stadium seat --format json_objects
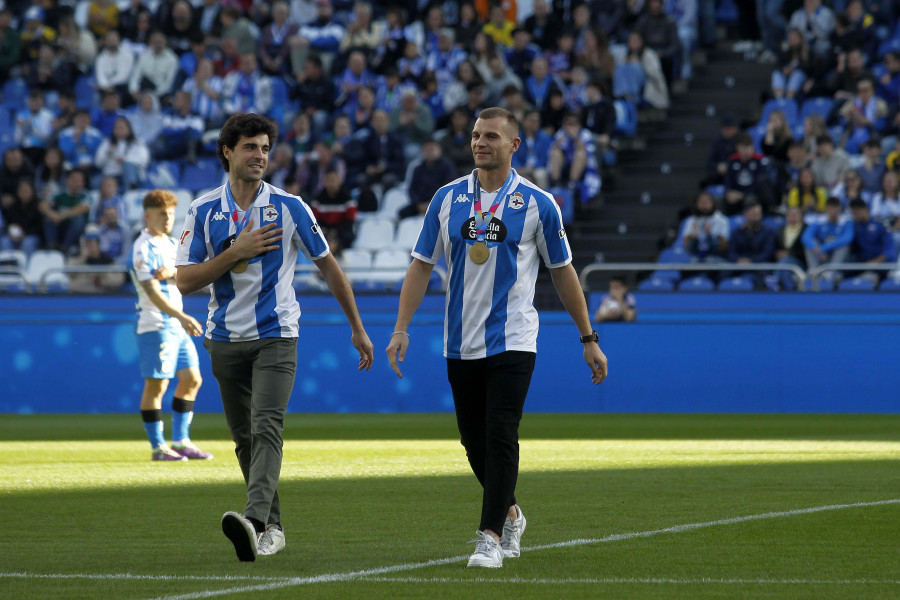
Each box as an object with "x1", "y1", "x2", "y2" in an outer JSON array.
[
  {"x1": 759, "y1": 98, "x2": 799, "y2": 128},
  {"x1": 718, "y1": 275, "x2": 755, "y2": 291},
  {"x1": 877, "y1": 36, "x2": 900, "y2": 59},
  {"x1": 74, "y1": 75, "x2": 96, "y2": 110},
  {"x1": 638, "y1": 277, "x2": 675, "y2": 291},
  {"x1": 799, "y1": 97, "x2": 834, "y2": 122},
  {"x1": 792, "y1": 122, "x2": 805, "y2": 140},
  {"x1": 728, "y1": 214, "x2": 745, "y2": 231},
  {"x1": 838, "y1": 277, "x2": 876, "y2": 292},
  {"x1": 0, "y1": 108, "x2": 11, "y2": 134},
  {"x1": 180, "y1": 158, "x2": 224, "y2": 193},
  {"x1": 1, "y1": 78, "x2": 28, "y2": 111},
  {"x1": 613, "y1": 99, "x2": 638, "y2": 137},
  {"x1": 658, "y1": 246, "x2": 688, "y2": 263},
  {"x1": 878, "y1": 278, "x2": 900, "y2": 291},
  {"x1": 762, "y1": 215, "x2": 784, "y2": 231},
  {"x1": 716, "y1": 0, "x2": 738, "y2": 23},
  {"x1": 749, "y1": 124, "x2": 766, "y2": 153},
  {"x1": 678, "y1": 275, "x2": 715, "y2": 291},
  {"x1": 804, "y1": 278, "x2": 834, "y2": 291},
  {"x1": 144, "y1": 161, "x2": 182, "y2": 189},
  {"x1": 267, "y1": 76, "x2": 292, "y2": 134}
]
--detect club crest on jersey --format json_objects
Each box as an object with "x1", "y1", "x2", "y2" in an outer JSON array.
[
  {"x1": 212, "y1": 211, "x2": 227, "y2": 221},
  {"x1": 508, "y1": 193, "x2": 525, "y2": 209},
  {"x1": 454, "y1": 193, "x2": 470, "y2": 203},
  {"x1": 263, "y1": 204, "x2": 278, "y2": 222}
]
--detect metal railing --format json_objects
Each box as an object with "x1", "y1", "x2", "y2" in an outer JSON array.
[
  {"x1": 809, "y1": 263, "x2": 899, "y2": 289},
  {"x1": 578, "y1": 262, "x2": 809, "y2": 291},
  {"x1": 30, "y1": 264, "x2": 447, "y2": 293}
]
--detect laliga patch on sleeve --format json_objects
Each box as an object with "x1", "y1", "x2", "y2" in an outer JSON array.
[
  {"x1": 558, "y1": 228, "x2": 566, "y2": 238},
  {"x1": 311, "y1": 223, "x2": 319, "y2": 235}
]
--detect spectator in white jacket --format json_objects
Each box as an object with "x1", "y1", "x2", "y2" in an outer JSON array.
[
  {"x1": 221, "y1": 53, "x2": 273, "y2": 116},
  {"x1": 94, "y1": 117, "x2": 150, "y2": 190},
  {"x1": 128, "y1": 30, "x2": 179, "y2": 102},
  {"x1": 95, "y1": 30, "x2": 135, "y2": 103}
]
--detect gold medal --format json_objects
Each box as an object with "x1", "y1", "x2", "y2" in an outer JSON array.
[
  {"x1": 232, "y1": 259, "x2": 249, "y2": 273},
  {"x1": 469, "y1": 242, "x2": 490, "y2": 264}
]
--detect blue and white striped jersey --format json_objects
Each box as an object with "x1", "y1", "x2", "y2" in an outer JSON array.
[
  {"x1": 175, "y1": 182, "x2": 329, "y2": 342},
  {"x1": 412, "y1": 169, "x2": 571, "y2": 359},
  {"x1": 131, "y1": 229, "x2": 182, "y2": 335}
]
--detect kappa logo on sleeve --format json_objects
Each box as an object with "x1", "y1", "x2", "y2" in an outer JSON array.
[
  {"x1": 454, "y1": 193, "x2": 470, "y2": 203},
  {"x1": 212, "y1": 212, "x2": 227, "y2": 221},
  {"x1": 187, "y1": 206, "x2": 194, "y2": 216},
  {"x1": 181, "y1": 231, "x2": 190, "y2": 245}
]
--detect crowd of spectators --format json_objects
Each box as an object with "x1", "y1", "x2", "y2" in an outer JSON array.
[
  {"x1": 671, "y1": 0, "x2": 900, "y2": 290},
  {"x1": 0, "y1": 0, "x2": 683, "y2": 282}
]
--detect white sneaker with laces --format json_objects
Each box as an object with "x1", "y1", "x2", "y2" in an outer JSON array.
[
  {"x1": 258, "y1": 524, "x2": 286, "y2": 556},
  {"x1": 221, "y1": 512, "x2": 258, "y2": 562},
  {"x1": 467, "y1": 530, "x2": 503, "y2": 568},
  {"x1": 500, "y1": 505, "x2": 526, "y2": 558}
]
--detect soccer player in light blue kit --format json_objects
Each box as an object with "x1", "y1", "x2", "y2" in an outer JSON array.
[
  {"x1": 130, "y1": 189, "x2": 212, "y2": 461},
  {"x1": 176, "y1": 114, "x2": 375, "y2": 561},
  {"x1": 387, "y1": 107, "x2": 608, "y2": 568}
]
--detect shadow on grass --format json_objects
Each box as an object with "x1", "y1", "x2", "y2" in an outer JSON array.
[{"x1": 2, "y1": 414, "x2": 900, "y2": 442}]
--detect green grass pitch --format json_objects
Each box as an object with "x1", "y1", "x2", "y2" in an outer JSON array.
[{"x1": 0, "y1": 413, "x2": 898, "y2": 600}]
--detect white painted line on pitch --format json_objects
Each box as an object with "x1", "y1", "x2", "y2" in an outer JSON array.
[
  {"x1": 359, "y1": 576, "x2": 900, "y2": 585},
  {"x1": 141, "y1": 497, "x2": 900, "y2": 600},
  {"x1": 0, "y1": 572, "x2": 289, "y2": 583}
]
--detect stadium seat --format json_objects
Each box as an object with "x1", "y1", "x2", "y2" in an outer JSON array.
[
  {"x1": 762, "y1": 215, "x2": 784, "y2": 231},
  {"x1": 728, "y1": 214, "x2": 746, "y2": 231},
  {"x1": 637, "y1": 277, "x2": 675, "y2": 291},
  {"x1": 748, "y1": 124, "x2": 766, "y2": 153},
  {"x1": 0, "y1": 250, "x2": 28, "y2": 291},
  {"x1": 377, "y1": 187, "x2": 410, "y2": 221},
  {"x1": 878, "y1": 278, "x2": 900, "y2": 291},
  {"x1": 26, "y1": 250, "x2": 68, "y2": 291},
  {"x1": 715, "y1": 0, "x2": 738, "y2": 23},
  {"x1": 179, "y1": 158, "x2": 223, "y2": 193},
  {"x1": 1, "y1": 78, "x2": 27, "y2": 112},
  {"x1": 74, "y1": 74, "x2": 96, "y2": 110},
  {"x1": 658, "y1": 246, "x2": 688, "y2": 263},
  {"x1": 717, "y1": 275, "x2": 754, "y2": 291},
  {"x1": 758, "y1": 98, "x2": 799, "y2": 128},
  {"x1": 0, "y1": 108, "x2": 12, "y2": 135},
  {"x1": 838, "y1": 277, "x2": 876, "y2": 292},
  {"x1": 267, "y1": 76, "x2": 292, "y2": 134},
  {"x1": 677, "y1": 275, "x2": 714, "y2": 291},
  {"x1": 393, "y1": 216, "x2": 424, "y2": 250},
  {"x1": 804, "y1": 278, "x2": 834, "y2": 291},
  {"x1": 144, "y1": 161, "x2": 181, "y2": 189},
  {"x1": 800, "y1": 97, "x2": 834, "y2": 122},
  {"x1": 353, "y1": 218, "x2": 395, "y2": 252},
  {"x1": 370, "y1": 248, "x2": 411, "y2": 284},
  {"x1": 123, "y1": 189, "x2": 153, "y2": 231},
  {"x1": 340, "y1": 248, "x2": 373, "y2": 283}
]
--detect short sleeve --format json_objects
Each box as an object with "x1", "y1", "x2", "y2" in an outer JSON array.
[
  {"x1": 175, "y1": 202, "x2": 207, "y2": 266},
  {"x1": 411, "y1": 188, "x2": 448, "y2": 264},
  {"x1": 288, "y1": 197, "x2": 329, "y2": 260},
  {"x1": 536, "y1": 194, "x2": 571, "y2": 268},
  {"x1": 132, "y1": 238, "x2": 158, "y2": 282}
]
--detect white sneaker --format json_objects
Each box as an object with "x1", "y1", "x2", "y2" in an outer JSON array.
[
  {"x1": 467, "y1": 530, "x2": 503, "y2": 568},
  {"x1": 221, "y1": 512, "x2": 258, "y2": 562},
  {"x1": 258, "y1": 524, "x2": 286, "y2": 556},
  {"x1": 500, "y1": 505, "x2": 526, "y2": 558}
]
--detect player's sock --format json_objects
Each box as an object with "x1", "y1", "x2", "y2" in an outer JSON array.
[
  {"x1": 171, "y1": 397, "x2": 195, "y2": 444},
  {"x1": 247, "y1": 516, "x2": 265, "y2": 534},
  {"x1": 141, "y1": 409, "x2": 165, "y2": 448}
]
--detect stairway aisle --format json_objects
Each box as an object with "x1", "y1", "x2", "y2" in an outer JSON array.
[{"x1": 571, "y1": 48, "x2": 773, "y2": 270}]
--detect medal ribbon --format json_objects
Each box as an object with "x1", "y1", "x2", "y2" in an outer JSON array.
[
  {"x1": 224, "y1": 182, "x2": 263, "y2": 237},
  {"x1": 473, "y1": 169, "x2": 515, "y2": 244}
]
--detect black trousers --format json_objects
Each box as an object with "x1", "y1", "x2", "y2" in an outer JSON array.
[{"x1": 447, "y1": 351, "x2": 536, "y2": 535}]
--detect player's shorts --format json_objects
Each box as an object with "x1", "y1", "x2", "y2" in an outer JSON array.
[{"x1": 137, "y1": 326, "x2": 199, "y2": 380}]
